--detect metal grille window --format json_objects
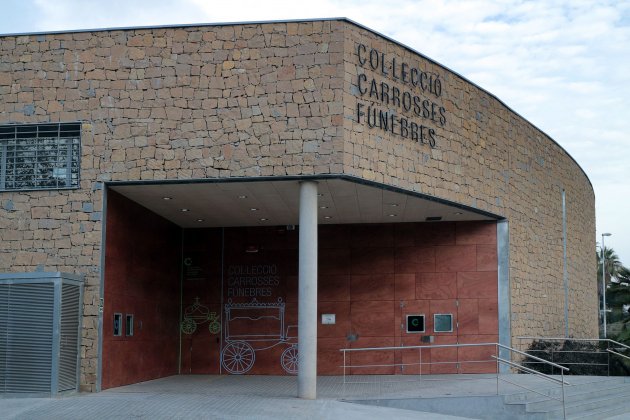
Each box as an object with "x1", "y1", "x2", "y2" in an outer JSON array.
[{"x1": 0, "y1": 123, "x2": 81, "y2": 191}]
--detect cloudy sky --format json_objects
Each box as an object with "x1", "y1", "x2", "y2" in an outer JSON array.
[{"x1": 2, "y1": 0, "x2": 629, "y2": 265}]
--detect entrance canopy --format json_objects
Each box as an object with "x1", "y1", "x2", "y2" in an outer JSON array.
[
  {"x1": 108, "y1": 175, "x2": 500, "y2": 227},
  {"x1": 102, "y1": 174, "x2": 505, "y2": 397}
]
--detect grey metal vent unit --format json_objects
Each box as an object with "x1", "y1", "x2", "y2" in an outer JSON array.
[{"x1": 0, "y1": 272, "x2": 83, "y2": 395}]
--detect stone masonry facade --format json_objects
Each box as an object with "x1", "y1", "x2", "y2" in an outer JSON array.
[{"x1": 0, "y1": 19, "x2": 596, "y2": 391}]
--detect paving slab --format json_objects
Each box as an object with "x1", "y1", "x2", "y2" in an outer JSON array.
[{"x1": 0, "y1": 374, "x2": 624, "y2": 420}]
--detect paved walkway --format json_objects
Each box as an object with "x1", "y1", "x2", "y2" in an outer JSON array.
[{"x1": 0, "y1": 374, "x2": 622, "y2": 419}]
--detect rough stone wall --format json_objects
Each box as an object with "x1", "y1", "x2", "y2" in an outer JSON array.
[
  {"x1": 342, "y1": 24, "x2": 598, "y2": 342},
  {"x1": 0, "y1": 19, "x2": 597, "y2": 389},
  {"x1": 0, "y1": 20, "x2": 345, "y2": 390}
]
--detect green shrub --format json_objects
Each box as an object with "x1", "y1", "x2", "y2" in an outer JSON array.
[{"x1": 521, "y1": 339, "x2": 628, "y2": 376}]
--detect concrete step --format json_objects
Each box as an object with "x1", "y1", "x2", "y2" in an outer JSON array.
[
  {"x1": 504, "y1": 377, "x2": 626, "y2": 405},
  {"x1": 503, "y1": 377, "x2": 630, "y2": 419},
  {"x1": 541, "y1": 390, "x2": 630, "y2": 418},
  {"x1": 525, "y1": 384, "x2": 630, "y2": 413},
  {"x1": 569, "y1": 400, "x2": 630, "y2": 420}
]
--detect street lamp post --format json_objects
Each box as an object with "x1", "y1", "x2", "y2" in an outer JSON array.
[{"x1": 601, "y1": 232, "x2": 612, "y2": 338}]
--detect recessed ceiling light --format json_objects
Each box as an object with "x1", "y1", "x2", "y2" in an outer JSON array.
[
  {"x1": 238, "y1": 195, "x2": 247, "y2": 199},
  {"x1": 389, "y1": 203, "x2": 399, "y2": 207},
  {"x1": 454, "y1": 211, "x2": 463, "y2": 215},
  {"x1": 162, "y1": 197, "x2": 172, "y2": 200},
  {"x1": 181, "y1": 208, "x2": 190, "y2": 212},
  {"x1": 320, "y1": 206, "x2": 328, "y2": 209},
  {"x1": 388, "y1": 214, "x2": 397, "y2": 217},
  {"x1": 317, "y1": 193, "x2": 324, "y2": 197},
  {"x1": 250, "y1": 208, "x2": 258, "y2": 211},
  {"x1": 245, "y1": 245, "x2": 259, "y2": 253},
  {"x1": 324, "y1": 216, "x2": 332, "y2": 219},
  {"x1": 259, "y1": 218, "x2": 268, "y2": 221},
  {"x1": 196, "y1": 219, "x2": 204, "y2": 222}
]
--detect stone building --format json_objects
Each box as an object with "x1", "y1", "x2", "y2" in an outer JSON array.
[{"x1": 0, "y1": 18, "x2": 596, "y2": 395}]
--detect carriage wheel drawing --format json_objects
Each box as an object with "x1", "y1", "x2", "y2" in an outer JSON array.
[
  {"x1": 208, "y1": 319, "x2": 221, "y2": 335},
  {"x1": 221, "y1": 341, "x2": 255, "y2": 374},
  {"x1": 281, "y1": 345, "x2": 298, "y2": 375},
  {"x1": 181, "y1": 298, "x2": 221, "y2": 335},
  {"x1": 181, "y1": 317, "x2": 196, "y2": 334}
]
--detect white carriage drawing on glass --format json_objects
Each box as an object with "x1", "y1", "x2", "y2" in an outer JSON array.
[
  {"x1": 221, "y1": 298, "x2": 298, "y2": 375},
  {"x1": 180, "y1": 297, "x2": 221, "y2": 335}
]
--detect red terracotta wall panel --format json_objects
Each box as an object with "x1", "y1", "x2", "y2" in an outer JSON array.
[
  {"x1": 349, "y1": 336, "x2": 396, "y2": 375},
  {"x1": 320, "y1": 224, "x2": 352, "y2": 249},
  {"x1": 457, "y1": 344, "x2": 497, "y2": 374},
  {"x1": 416, "y1": 272, "x2": 457, "y2": 299},
  {"x1": 415, "y1": 222, "x2": 456, "y2": 246},
  {"x1": 435, "y1": 245, "x2": 477, "y2": 272},
  {"x1": 319, "y1": 337, "x2": 347, "y2": 374},
  {"x1": 458, "y1": 334, "x2": 499, "y2": 344},
  {"x1": 477, "y1": 244, "x2": 498, "y2": 272},
  {"x1": 416, "y1": 247, "x2": 437, "y2": 272},
  {"x1": 351, "y1": 224, "x2": 394, "y2": 248},
  {"x1": 458, "y1": 299, "x2": 480, "y2": 335},
  {"x1": 350, "y1": 273, "x2": 395, "y2": 301},
  {"x1": 401, "y1": 347, "x2": 423, "y2": 374},
  {"x1": 394, "y1": 223, "x2": 416, "y2": 247},
  {"x1": 351, "y1": 308, "x2": 395, "y2": 338},
  {"x1": 162, "y1": 220, "x2": 499, "y2": 377},
  {"x1": 351, "y1": 299, "x2": 395, "y2": 314},
  {"x1": 318, "y1": 274, "x2": 350, "y2": 302},
  {"x1": 456, "y1": 222, "x2": 497, "y2": 245},
  {"x1": 395, "y1": 273, "x2": 416, "y2": 301},
  {"x1": 402, "y1": 299, "x2": 431, "y2": 315},
  {"x1": 457, "y1": 271, "x2": 498, "y2": 299},
  {"x1": 320, "y1": 247, "x2": 351, "y2": 276},
  {"x1": 102, "y1": 190, "x2": 180, "y2": 389},
  {"x1": 478, "y1": 299, "x2": 499, "y2": 335},
  {"x1": 318, "y1": 301, "x2": 351, "y2": 338},
  {"x1": 395, "y1": 246, "x2": 418, "y2": 273},
  {"x1": 351, "y1": 246, "x2": 395, "y2": 274},
  {"x1": 286, "y1": 275, "x2": 298, "y2": 303},
  {"x1": 430, "y1": 335, "x2": 458, "y2": 373}
]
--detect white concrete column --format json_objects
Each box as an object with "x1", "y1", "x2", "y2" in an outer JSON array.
[{"x1": 298, "y1": 181, "x2": 318, "y2": 399}]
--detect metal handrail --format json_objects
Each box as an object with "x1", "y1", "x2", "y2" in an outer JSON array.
[
  {"x1": 340, "y1": 342, "x2": 497, "y2": 352},
  {"x1": 339, "y1": 341, "x2": 570, "y2": 372},
  {"x1": 340, "y1": 342, "x2": 569, "y2": 419},
  {"x1": 607, "y1": 339, "x2": 630, "y2": 352},
  {"x1": 497, "y1": 343, "x2": 569, "y2": 371},
  {"x1": 517, "y1": 336, "x2": 630, "y2": 352},
  {"x1": 492, "y1": 356, "x2": 569, "y2": 385},
  {"x1": 607, "y1": 349, "x2": 630, "y2": 361}
]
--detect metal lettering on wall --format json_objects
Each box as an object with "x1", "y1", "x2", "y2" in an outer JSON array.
[
  {"x1": 226, "y1": 264, "x2": 280, "y2": 298},
  {"x1": 183, "y1": 255, "x2": 205, "y2": 281},
  {"x1": 355, "y1": 43, "x2": 447, "y2": 148}
]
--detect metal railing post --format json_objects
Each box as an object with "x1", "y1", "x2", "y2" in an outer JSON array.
[
  {"x1": 343, "y1": 350, "x2": 346, "y2": 384},
  {"x1": 561, "y1": 369, "x2": 566, "y2": 420},
  {"x1": 496, "y1": 343, "x2": 499, "y2": 395}
]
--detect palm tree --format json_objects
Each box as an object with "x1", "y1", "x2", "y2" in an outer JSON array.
[
  {"x1": 617, "y1": 266, "x2": 630, "y2": 284},
  {"x1": 597, "y1": 246, "x2": 630, "y2": 339},
  {"x1": 597, "y1": 246, "x2": 625, "y2": 287}
]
